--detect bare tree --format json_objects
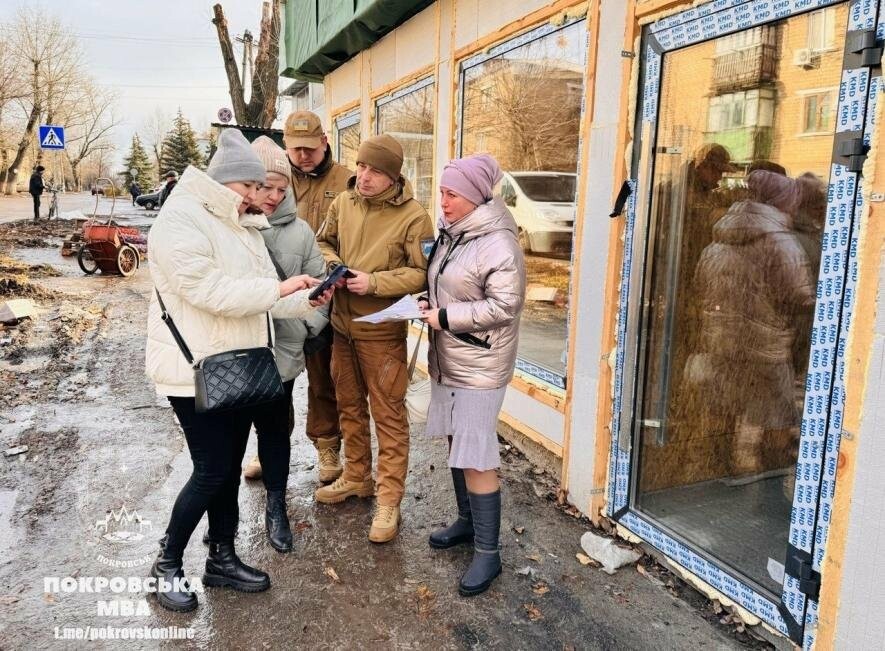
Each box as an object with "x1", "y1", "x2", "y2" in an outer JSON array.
[
  {"x1": 0, "y1": 32, "x2": 27, "y2": 113},
  {"x1": 1, "y1": 7, "x2": 83, "y2": 194},
  {"x1": 60, "y1": 83, "x2": 120, "y2": 190},
  {"x1": 141, "y1": 107, "x2": 170, "y2": 173},
  {"x1": 0, "y1": 31, "x2": 29, "y2": 190},
  {"x1": 212, "y1": 1, "x2": 281, "y2": 127},
  {"x1": 463, "y1": 58, "x2": 583, "y2": 172}
]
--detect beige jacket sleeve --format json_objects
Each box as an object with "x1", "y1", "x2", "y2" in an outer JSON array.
[
  {"x1": 316, "y1": 194, "x2": 344, "y2": 270},
  {"x1": 370, "y1": 212, "x2": 435, "y2": 298}
]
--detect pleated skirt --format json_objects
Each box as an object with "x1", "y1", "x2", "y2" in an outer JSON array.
[{"x1": 425, "y1": 381, "x2": 506, "y2": 471}]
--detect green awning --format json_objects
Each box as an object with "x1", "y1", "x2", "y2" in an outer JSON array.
[{"x1": 280, "y1": 0, "x2": 434, "y2": 81}]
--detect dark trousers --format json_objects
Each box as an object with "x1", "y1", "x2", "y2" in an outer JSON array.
[
  {"x1": 31, "y1": 193, "x2": 40, "y2": 220},
  {"x1": 164, "y1": 384, "x2": 292, "y2": 557},
  {"x1": 305, "y1": 342, "x2": 340, "y2": 442},
  {"x1": 254, "y1": 379, "x2": 295, "y2": 490}
]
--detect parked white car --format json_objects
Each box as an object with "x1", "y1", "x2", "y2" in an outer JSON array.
[{"x1": 498, "y1": 172, "x2": 576, "y2": 256}]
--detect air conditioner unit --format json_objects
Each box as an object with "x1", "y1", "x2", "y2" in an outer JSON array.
[{"x1": 793, "y1": 48, "x2": 815, "y2": 67}]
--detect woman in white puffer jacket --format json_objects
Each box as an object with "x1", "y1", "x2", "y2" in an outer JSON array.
[{"x1": 144, "y1": 129, "x2": 327, "y2": 613}]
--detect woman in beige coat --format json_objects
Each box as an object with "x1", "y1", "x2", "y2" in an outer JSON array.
[{"x1": 419, "y1": 154, "x2": 526, "y2": 596}]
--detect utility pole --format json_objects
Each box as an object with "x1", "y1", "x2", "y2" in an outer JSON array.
[{"x1": 235, "y1": 30, "x2": 254, "y2": 92}]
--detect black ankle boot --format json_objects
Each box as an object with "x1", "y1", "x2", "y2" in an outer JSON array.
[
  {"x1": 203, "y1": 540, "x2": 270, "y2": 593},
  {"x1": 429, "y1": 468, "x2": 474, "y2": 549},
  {"x1": 150, "y1": 535, "x2": 198, "y2": 612},
  {"x1": 265, "y1": 490, "x2": 293, "y2": 553},
  {"x1": 458, "y1": 490, "x2": 502, "y2": 597}
]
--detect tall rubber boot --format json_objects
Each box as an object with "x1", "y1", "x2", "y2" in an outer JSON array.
[
  {"x1": 458, "y1": 490, "x2": 502, "y2": 597},
  {"x1": 429, "y1": 468, "x2": 474, "y2": 549}
]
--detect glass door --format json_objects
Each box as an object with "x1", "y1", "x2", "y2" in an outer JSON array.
[{"x1": 608, "y1": 0, "x2": 881, "y2": 644}]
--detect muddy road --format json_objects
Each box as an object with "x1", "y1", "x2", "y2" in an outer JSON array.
[{"x1": 0, "y1": 218, "x2": 769, "y2": 650}]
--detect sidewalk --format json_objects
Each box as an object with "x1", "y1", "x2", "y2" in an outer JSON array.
[
  {"x1": 0, "y1": 226, "x2": 770, "y2": 649},
  {"x1": 0, "y1": 192, "x2": 117, "y2": 224}
]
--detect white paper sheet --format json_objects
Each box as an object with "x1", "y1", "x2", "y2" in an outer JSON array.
[{"x1": 353, "y1": 294, "x2": 424, "y2": 324}]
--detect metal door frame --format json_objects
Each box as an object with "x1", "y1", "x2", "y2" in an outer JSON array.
[{"x1": 605, "y1": 0, "x2": 883, "y2": 645}]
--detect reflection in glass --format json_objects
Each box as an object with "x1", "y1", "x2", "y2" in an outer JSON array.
[
  {"x1": 376, "y1": 80, "x2": 435, "y2": 211},
  {"x1": 336, "y1": 121, "x2": 360, "y2": 172},
  {"x1": 460, "y1": 20, "x2": 586, "y2": 378},
  {"x1": 633, "y1": 7, "x2": 845, "y2": 595}
]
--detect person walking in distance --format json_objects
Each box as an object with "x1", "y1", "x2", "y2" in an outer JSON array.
[
  {"x1": 420, "y1": 154, "x2": 526, "y2": 596},
  {"x1": 29, "y1": 165, "x2": 45, "y2": 220},
  {"x1": 159, "y1": 170, "x2": 178, "y2": 207},
  {"x1": 315, "y1": 134, "x2": 434, "y2": 543}
]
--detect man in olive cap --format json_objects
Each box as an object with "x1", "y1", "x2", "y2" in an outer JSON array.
[
  {"x1": 280, "y1": 111, "x2": 353, "y2": 485},
  {"x1": 316, "y1": 134, "x2": 434, "y2": 543}
]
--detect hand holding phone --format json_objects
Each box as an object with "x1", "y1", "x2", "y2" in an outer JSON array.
[{"x1": 309, "y1": 265, "x2": 353, "y2": 300}]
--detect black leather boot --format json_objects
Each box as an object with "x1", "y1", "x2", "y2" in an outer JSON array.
[
  {"x1": 150, "y1": 535, "x2": 198, "y2": 612},
  {"x1": 429, "y1": 468, "x2": 474, "y2": 549},
  {"x1": 203, "y1": 525, "x2": 238, "y2": 545},
  {"x1": 458, "y1": 490, "x2": 502, "y2": 597},
  {"x1": 203, "y1": 540, "x2": 270, "y2": 592},
  {"x1": 265, "y1": 490, "x2": 293, "y2": 553}
]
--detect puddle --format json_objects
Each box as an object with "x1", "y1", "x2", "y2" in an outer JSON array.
[{"x1": 11, "y1": 247, "x2": 81, "y2": 278}]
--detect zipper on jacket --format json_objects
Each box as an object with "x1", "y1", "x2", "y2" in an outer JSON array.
[
  {"x1": 429, "y1": 231, "x2": 465, "y2": 384},
  {"x1": 429, "y1": 231, "x2": 448, "y2": 384}
]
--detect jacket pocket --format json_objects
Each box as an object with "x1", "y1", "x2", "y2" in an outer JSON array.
[
  {"x1": 386, "y1": 240, "x2": 405, "y2": 269},
  {"x1": 376, "y1": 340, "x2": 408, "y2": 400}
]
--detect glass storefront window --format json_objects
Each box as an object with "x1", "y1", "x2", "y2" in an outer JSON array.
[
  {"x1": 334, "y1": 112, "x2": 360, "y2": 172},
  {"x1": 459, "y1": 19, "x2": 587, "y2": 380},
  {"x1": 375, "y1": 78, "x2": 435, "y2": 211},
  {"x1": 632, "y1": 7, "x2": 848, "y2": 595}
]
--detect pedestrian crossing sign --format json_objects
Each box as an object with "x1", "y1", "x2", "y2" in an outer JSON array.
[{"x1": 38, "y1": 125, "x2": 65, "y2": 150}]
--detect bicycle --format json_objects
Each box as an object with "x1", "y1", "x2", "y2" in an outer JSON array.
[{"x1": 46, "y1": 184, "x2": 60, "y2": 220}]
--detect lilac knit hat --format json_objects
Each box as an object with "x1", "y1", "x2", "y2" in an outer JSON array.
[{"x1": 439, "y1": 154, "x2": 503, "y2": 206}]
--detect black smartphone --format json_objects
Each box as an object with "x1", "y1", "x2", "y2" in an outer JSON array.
[{"x1": 308, "y1": 265, "x2": 353, "y2": 300}]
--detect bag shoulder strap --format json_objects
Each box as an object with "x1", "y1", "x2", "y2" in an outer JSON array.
[
  {"x1": 408, "y1": 321, "x2": 426, "y2": 381},
  {"x1": 155, "y1": 289, "x2": 195, "y2": 365},
  {"x1": 155, "y1": 289, "x2": 273, "y2": 360},
  {"x1": 266, "y1": 248, "x2": 287, "y2": 281}
]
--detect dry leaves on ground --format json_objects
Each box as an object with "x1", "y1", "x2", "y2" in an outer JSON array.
[
  {"x1": 526, "y1": 553, "x2": 542, "y2": 563},
  {"x1": 324, "y1": 566, "x2": 340, "y2": 582},
  {"x1": 415, "y1": 585, "x2": 436, "y2": 616},
  {"x1": 523, "y1": 603, "x2": 544, "y2": 621},
  {"x1": 576, "y1": 552, "x2": 597, "y2": 566},
  {"x1": 532, "y1": 581, "x2": 550, "y2": 596},
  {"x1": 513, "y1": 526, "x2": 525, "y2": 535}
]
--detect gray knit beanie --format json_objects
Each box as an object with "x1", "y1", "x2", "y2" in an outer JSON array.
[{"x1": 206, "y1": 129, "x2": 267, "y2": 185}]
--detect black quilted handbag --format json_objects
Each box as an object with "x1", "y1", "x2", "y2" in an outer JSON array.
[{"x1": 155, "y1": 290, "x2": 284, "y2": 414}]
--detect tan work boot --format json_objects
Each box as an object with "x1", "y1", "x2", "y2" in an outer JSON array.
[
  {"x1": 315, "y1": 437, "x2": 343, "y2": 483},
  {"x1": 368, "y1": 504, "x2": 401, "y2": 544},
  {"x1": 243, "y1": 455, "x2": 262, "y2": 480},
  {"x1": 315, "y1": 476, "x2": 375, "y2": 504}
]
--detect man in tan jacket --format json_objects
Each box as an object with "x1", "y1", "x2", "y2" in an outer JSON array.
[
  {"x1": 279, "y1": 110, "x2": 353, "y2": 484},
  {"x1": 316, "y1": 134, "x2": 434, "y2": 543}
]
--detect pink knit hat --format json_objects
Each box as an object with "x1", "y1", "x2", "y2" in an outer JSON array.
[
  {"x1": 439, "y1": 154, "x2": 503, "y2": 207},
  {"x1": 747, "y1": 170, "x2": 801, "y2": 215}
]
